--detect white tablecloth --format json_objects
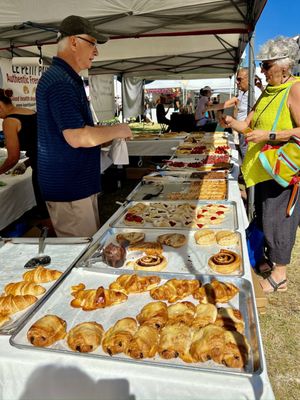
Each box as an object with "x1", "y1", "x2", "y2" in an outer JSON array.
[
  {"x1": 0, "y1": 168, "x2": 36, "y2": 231},
  {"x1": 127, "y1": 138, "x2": 182, "y2": 156}
]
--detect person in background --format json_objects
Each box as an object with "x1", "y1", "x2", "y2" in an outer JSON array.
[
  {"x1": 221, "y1": 36, "x2": 300, "y2": 294},
  {"x1": 156, "y1": 96, "x2": 171, "y2": 131},
  {"x1": 36, "y1": 15, "x2": 132, "y2": 237},
  {"x1": 194, "y1": 86, "x2": 218, "y2": 132},
  {"x1": 143, "y1": 103, "x2": 154, "y2": 124},
  {"x1": 0, "y1": 88, "x2": 49, "y2": 219}
]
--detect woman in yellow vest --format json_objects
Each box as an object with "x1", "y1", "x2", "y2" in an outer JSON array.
[{"x1": 222, "y1": 36, "x2": 300, "y2": 294}]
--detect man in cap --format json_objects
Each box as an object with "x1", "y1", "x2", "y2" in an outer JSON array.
[
  {"x1": 194, "y1": 86, "x2": 217, "y2": 132},
  {"x1": 36, "y1": 15, "x2": 132, "y2": 237}
]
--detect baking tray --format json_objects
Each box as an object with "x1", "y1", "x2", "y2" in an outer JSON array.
[
  {"x1": 10, "y1": 267, "x2": 263, "y2": 376},
  {"x1": 142, "y1": 170, "x2": 229, "y2": 182},
  {"x1": 0, "y1": 237, "x2": 90, "y2": 335},
  {"x1": 109, "y1": 200, "x2": 239, "y2": 231},
  {"x1": 126, "y1": 179, "x2": 228, "y2": 201},
  {"x1": 77, "y1": 227, "x2": 244, "y2": 277}
]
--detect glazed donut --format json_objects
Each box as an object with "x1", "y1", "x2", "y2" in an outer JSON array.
[
  {"x1": 208, "y1": 249, "x2": 240, "y2": 274},
  {"x1": 134, "y1": 255, "x2": 167, "y2": 272}
]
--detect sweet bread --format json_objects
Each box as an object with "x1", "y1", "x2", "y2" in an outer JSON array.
[
  {"x1": 0, "y1": 313, "x2": 11, "y2": 327},
  {"x1": 66, "y1": 321, "x2": 104, "y2": 353},
  {"x1": 109, "y1": 274, "x2": 161, "y2": 294},
  {"x1": 194, "y1": 229, "x2": 216, "y2": 245},
  {"x1": 150, "y1": 278, "x2": 200, "y2": 303},
  {"x1": 125, "y1": 325, "x2": 159, "y2": 359},
  {"x1": 158, "y1": 322, "x2": 194, "y2": 363},
  {"x1": 136, "y1": 301, "x2": 168, "y2": 330},
  {"x1": 4, "y1": 281, "x2": 46, "y2": 296},
  {"x1": 167, "y1": 301, "x2": 196, "y2": 326},
  {"x1": 0, "y1": 294, "x2": 37, "y2": 315},
  {"x1": 27, "y1": 314, "x2": 67, "y2": 347},
  {"x1": 214, "y1": 307, "x2": 245, "y2": 334},
  {"x1": 23, "y1": 266, "x2": 62, "y2": 283},
  {"x1": 128, "y1": 241, "x2": 163, "y2": 255},
  {"x1": 193, "y1": 279, "x2": 240, "y2": 304},
  {"x1": 70, "y1": 284, "x2": 128, "y2": 311},
  {"x1": 102, "y1": 317, "x2": 138, "y2": 355},
  {"x1": 190, "y1": 324, "x2": 226, "y2": 363},
  {"x1": 134, "y1": 254, "x2": 167, "y2": 272},
  {"x1": 116, "y1": 232, "x2": 145, "y2": 245},
  {"x1": 222, "y1": 330, "x2": 250, "y2": 368},
  {"x1": 157, "y1": 233, "x2": 187, "y2": 248},
  {"x1": 208, "y1": 249, "x2": 240, "y2": 274},
  {"x1": 192, "y1": 303, "x2": 218, "y2": 329},
  {"x1": 215, "y1": 230, "x2": 239, "y2": 246}
]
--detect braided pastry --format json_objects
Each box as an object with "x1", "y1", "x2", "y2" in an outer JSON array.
[
  {"x1": 150, "y1": 279, "x2": 200, "y2": 303},
  {"x1": 109, "y1": 274, "x2": 161, "y2": 294},
  {"x1": 208, "y1": 249, "x2": 240, "y2": 274},
  {"x1": 23, "y1": 266, "x2": 62, "y2": 283},
  {"x1": 0, "y1": 313, "x2": 11, "y2": 327},
  {"x1": 66, "y1": 322, "x2": 104, "y2": 353},
  {"x1": 193, "y1": 279, "x2": 239, "y2": 304},
  {"x1": 27, "y1": 314, "x2": 67, "y2": 347},
  {"x1": 4, "y1": 281, "x2": 46, "y2": 296},
  {"x1": 0, "y1": 294, "x2": 37, "y2": 315}
]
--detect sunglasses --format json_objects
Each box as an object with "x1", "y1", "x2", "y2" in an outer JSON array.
[
  {"x1": 259, "y1": 62, "x2": 274, "y2": 70},
  {"x1": 76, "y1": 36, "x2": 97, "y2": 48}
]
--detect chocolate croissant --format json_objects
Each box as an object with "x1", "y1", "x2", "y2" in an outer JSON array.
[
  {"x1": 125, "y1": 325, "x2": 159, "y2": 359},
  {"x1": 150, "y1": 278, "x2": 200, "y2": 303},
  {"x1": 136, "y1": 301, "x2": 168, "y2": 330},
  {"x1": 193, "y1": 279, "x2": 239, "y2": 304},
  {"x1": 27, "y1": 314, "x2": 67, "y2": 347},
  {"x1": 4, "y1": 281, "x2": 46, "y2": 296},
  {"x1": 66, "y1": 321, "x2": 104, "y2": 353},
  {"x1": 23, "y1": 266, "x2": 62, "y2": 283},
  {"x1": 214, "y1": 307, "x2": 245, "y2": 334},
  {"x1": 190, "y1": 324, "x2": 226, "y2": 363},
  {"x1": 0, "y1": 294, "x2": 37, "y2": 315},
  {"x1": 167, "y1": 301, "x2": 196, "y2": 326},
  {"x1": 109, "y1": 274, "x2": 161, "y2": 295},
  {"x1": 192, "y1": 303, "x2": 218, "y2": 329},
  {"x1": 102, "y1": 317, "x2": 138, "y2": 356}
]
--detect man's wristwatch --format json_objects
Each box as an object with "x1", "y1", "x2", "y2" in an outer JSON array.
[{"x1": 269, "y1": 131, "x2": 277, "y2": 140}]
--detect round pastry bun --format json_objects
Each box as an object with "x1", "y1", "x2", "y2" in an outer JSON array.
[
  {"x1": 157, "y1": 233, "x2": 187, "y2": 248},
  {"x1": 116, "y1": 232, "x2": 145, "y2": 245},
  {"x1": 134, "y1": 255, "x2": 167, "y2": 272},
  {"x1": 215, "y1": 230, "x2": 239, "y2": 246},
  {"x1": 194, "y1": 229, "x2": 216, "y2": 245},
  {"x1": 208, "y1": 249, "x2": 240, "y2": 274}
]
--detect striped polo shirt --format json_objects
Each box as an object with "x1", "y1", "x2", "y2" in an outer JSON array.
[{"x1": 36, "y1": 57, "x2": 100, "y2": 202}]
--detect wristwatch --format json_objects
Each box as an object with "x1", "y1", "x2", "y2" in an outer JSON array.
[{"x1": 269, "y1": 131, "x2": 277, "y2": 140}]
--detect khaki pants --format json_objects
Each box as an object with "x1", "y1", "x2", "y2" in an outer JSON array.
[{"x1": 46, "y1": 194, "x2": 100, "y2": 237}]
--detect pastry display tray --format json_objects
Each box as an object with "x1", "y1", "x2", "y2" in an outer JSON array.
[
  {"x1": 126, "y1": 179, "x2": 228, "y2": 201},
  {"x1": 77, "y1": 227, "x2": 244, "y2": 276},
  {"x1": 109, "y1": 200, "x2": 239, "y2": 231},
  {"x1": 0, "y1": 237, "x2": 90, "y2": 335},
  {"x1": 10, "y1": 268, "x2": 263, "y2": 376},
  {"x1": 142, "y1": 170, "x2": 229, "y2": 182}
]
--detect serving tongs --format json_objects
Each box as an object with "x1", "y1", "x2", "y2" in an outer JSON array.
[{"x1": 24, "y1": 227, "x2": 51, "y2": 268}]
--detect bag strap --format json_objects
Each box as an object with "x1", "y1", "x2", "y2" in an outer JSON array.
[{"x1": 271, "y1": 85, "x2": 292, "y2": 131}]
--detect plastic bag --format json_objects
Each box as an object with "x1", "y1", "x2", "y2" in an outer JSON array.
[{"x1": 246, "y1": 217, "x2": 265, "y2": 268}]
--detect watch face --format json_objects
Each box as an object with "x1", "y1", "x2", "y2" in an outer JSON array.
[{"x1": 269, "y1": 133, "x2": 276, "y2": 140}]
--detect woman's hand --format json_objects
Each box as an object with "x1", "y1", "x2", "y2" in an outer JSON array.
[
  {"x1": 245, "y1": 130, "x2": 269, "y2": 143},
  {"x1": 224, "y1": 97, "x2": 238, "y2": 108},
  {"x1": 219, "y1": 115, "x2": 234, "y2": 128}
]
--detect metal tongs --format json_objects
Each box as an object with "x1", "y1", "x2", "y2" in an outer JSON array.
[{"x1": 24, "y1": 227, "x2": 51, "y2": 268}]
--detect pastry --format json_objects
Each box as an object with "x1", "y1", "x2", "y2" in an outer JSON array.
[
  {"x1": 150, "y1": 278, "x2": 200, "y2": 303},
  {"x1": 193, "y1": 279, "x2": 240, "y2": 304},
  {"x1": 102, "y1": 243, "x2": 126, "y2": 268},
  {"x1": 194, "y1": 229, "x2": 216, "y2": 245},
  {"x1": 208, "y1": 249, "x2": 241, "y2": 274},
  {"x1": 134, "y1": 254, "x2": 167, "y2": 272},
  {"x1": 222, "y1": 330, "x2": 250, "y2": 369},
  {"x1": 0, "y1": 294, "x2": 37, "y2": 315},
  {"x1": 127, "y1": 202, "x2": 148, "y2": 214},
  {"x1": 102, "y1": 318, "x2": 138, "y2": 355},
  {"x1": 215, "y1": 307, "x2": 245, "y2": 334},
  {"x1": 136, "y1": 301, "x2": 168, "y2": 330},
  {"x1": 215, "y1": 230, "x2": 239, "y2": 246},
  {"x1": 4, "y1": 281, "x2": 46, "y2": 296},
  {"x1": 66, "y1": 321, "x2": 104, "y2": 353},
  {"x1": 0, "y1": 313, "x2": 11, "y2": 327},
  {"x1": 157, "y1": 233, "x2": 187, "y2": 248},
  {"x1": 190, "y1": 324, "x2": 226, "y2": 363},
  {"x1": 167, "y1": 301, "x2": 196, "y2": 326},
  {"x1": 109, "y1": 274, "x2": 161, "y2": 294},
  {"x1": 128, "y1": 241, "x2": 163, "y2": 255},
  {"x1": 70, "y1": 284, "x2": 127, "y2": 311},
  {"x1": 125, "y1": 325, "x2": 159, "y2": 359},
  {"x1": 192, "y1": 303, "x2": 218, "y2": 329},
  {"x1": 123, "y1": 212, "x2": 145, "y2": 226},
  {"x1": 116, "y1": 232, "x2": 145, "y2": 245},
  {"x1": 23, "y1": 266, "x2": 62, "y2": 283},
  {"x1": 158, "y1": 322, "x2": 194, "y2": 363},
  {"x1": 27, "y1": 314, "x2": 67, "y2": 347}
]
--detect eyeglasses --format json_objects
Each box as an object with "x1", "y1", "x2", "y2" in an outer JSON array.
[
  {"x1": 259, "y1": 62, "x2": 274, "y2": 70},
  {"x1": 76, "y1": 36, "x2": 97, "y2": 48}
]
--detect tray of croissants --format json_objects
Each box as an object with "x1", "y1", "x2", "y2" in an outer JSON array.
[
  {"x1": 110, "y1": 200, "x2": 238, "y2": 231},
  {"x1": 10, "y1": 267, "x2": 262, "y2": 375},
  {"x1": 78, "y1": 227, "x2": 244, "y2": 277},
  {"x1": 0, "y1": 238, "x2": 90, "y2": 334}
]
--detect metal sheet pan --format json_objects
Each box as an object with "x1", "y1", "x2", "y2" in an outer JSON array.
[
  {"x1": 10, "y1": 267, "x2": 263, "y2": 376},
  {"x1": 126, "y1": 179, "x2": 228, "y2": 201},
  {"x1": 142, "y1": 170, "x2": 229, "y2": 182},
  {"x1": 0, "y1": 238, "x2": 90, "y2": 335},
  {"x1": 109, "y1": 200, "x2": 238, "y2": 231},
  {"x1": 78, "y1": 227, "x2": 244, "y2": 277}
]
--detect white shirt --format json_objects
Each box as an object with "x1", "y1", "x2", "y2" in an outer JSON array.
[{"x1": 237, "y1": 86, "x2": 261, "y2": 121}]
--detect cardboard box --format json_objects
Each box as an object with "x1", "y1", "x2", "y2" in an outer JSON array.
[{"x1": 251, "y1": 270, "x2": 268, "y2": 314}]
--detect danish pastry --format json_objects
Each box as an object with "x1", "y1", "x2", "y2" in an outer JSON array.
[
  {"x1": 193, "y1": 279, "x2": 239, "y2": 304},
  {"x1": 67, "y1": 322, "x2": 104, "y2": 353},
  {"x1": 222, "y1": 330, "x2": 250, "y2": 368},
  {"x1": 157, "y1": 233, "x2": 187, "y2": 248},
  {"x1": 116, "y1": 232, "x2": 145, "y2": 245},
  {"x1": 125, "y1": 325, "x2": 159, "y2": 359},
  {"x1": 4, "y1": 281, "x2": 46, "y2": 296},
  {"x1": 194, "y1": 229, "x2": 216, "y2": 245},
  {"x1": 150, "y1": 279, "x2": 200, "y2": 303},
  {"x1": 102, "y1": 317, "x2": 138, "y2": 355},
  {"x1": 128, "y1": 241, "x2": 163, "y2": 255},
  {"x1": 215, "y1": 230, "x2": 239, "y2": 246},
  {"x1": 136, "y1": 301, "x2": 168, "y2": 330},
  {"x1": 215, "y1": 307, "x2": 245, "y2": 334},
  {"x1": 0, "y1": 294, "x2": 37, "y2": 315},
  {"x1": 123, "y1": 213, "x2": 145, "y2": 226},
  {"x1": 134, "y1": 254, "x2": 167, "y2": 272},
  {"x1": 208, "y1": 249, "x2": 240, "y2": 274},
  {"x1": 109, "y1": 274, "x2": 161, "y2": 294},
  {"x1": 27, "y1": 314, "x2": 67, "y2": 347},
  {"x1": 192, "y1": 303, "x2": 218, "y2": 329},
  {"x1": 23, "y1": 266, "x2": 62, "y2": 283},
  {"x1": 190, "y1": 324, "x2": 226, "y2": 363},
  {"x1": 167, "y1": 301, "x2": 196, "y2": 326}
]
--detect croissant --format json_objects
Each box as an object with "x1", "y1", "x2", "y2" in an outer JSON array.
[
  {"x1": 4, "y1": 281, "x2": 46, "y2": 296},
  {"x1": 0, "y1": 313, "x2": 11, "y2": 327},
  {"x1": 136, "y1": 301, "x2": 168, "y2": 330},
  {"x1": 102, "y1": 317, "x2": 138, "y2": 356},
  {"x1": 193, "y1": 279, "x2": 239, "y2": 304},
  {"x1": 0, "y1": 294, "x2": 37, "y2": 315},
  {"x1": 190, "y1": 324, "x2": 226, "y2": 363},
  {"x1": 192, "y1": 303, "x2": 218, "y2": 329},
  {"x1": 150, "y1": 279, "x2": 200, "y2": 303},
  {"x1": 221, "y1": 330, "x2": 250, "y2": 369},
  {"x1": 27, "y1": 314, "x2": 67, "y2": 347},
  {"x1": 125, "y1": 325, "x2": 159, "y2": 359},
  {"x1": 158, "y1": 322, "x2": 194, "y2": 363},
  {"x1": 23, "y1": 266, "x2": 62, "y2": 283},
  {"x1": 167, "y1": 301, "x2": 196, "y2": 326},
  {"x1": 70, "y1": 284, "x2": 127, "y2": 311},
  {"x1": 214, "y1": 307, "x2": 245, "y2": 334},
  {"x1": 66, "y1": 322, "x2": 104, "y2": 353},
  {"x1": 109, "y1": 274, "x2": 161, "y2": 295}
]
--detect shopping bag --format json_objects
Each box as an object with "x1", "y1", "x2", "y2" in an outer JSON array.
[{"x1": 246, "y1": 217, "x2": 265, "y2": 268}]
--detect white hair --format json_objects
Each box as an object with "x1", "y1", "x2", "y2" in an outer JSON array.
[{"x1": 57, "y1": 36, "x2": 69, "y2": 52}]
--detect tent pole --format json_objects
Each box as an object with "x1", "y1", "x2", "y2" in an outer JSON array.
[{"x1": 120, "y1": 73, "x2": 124, "y2": 123}]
